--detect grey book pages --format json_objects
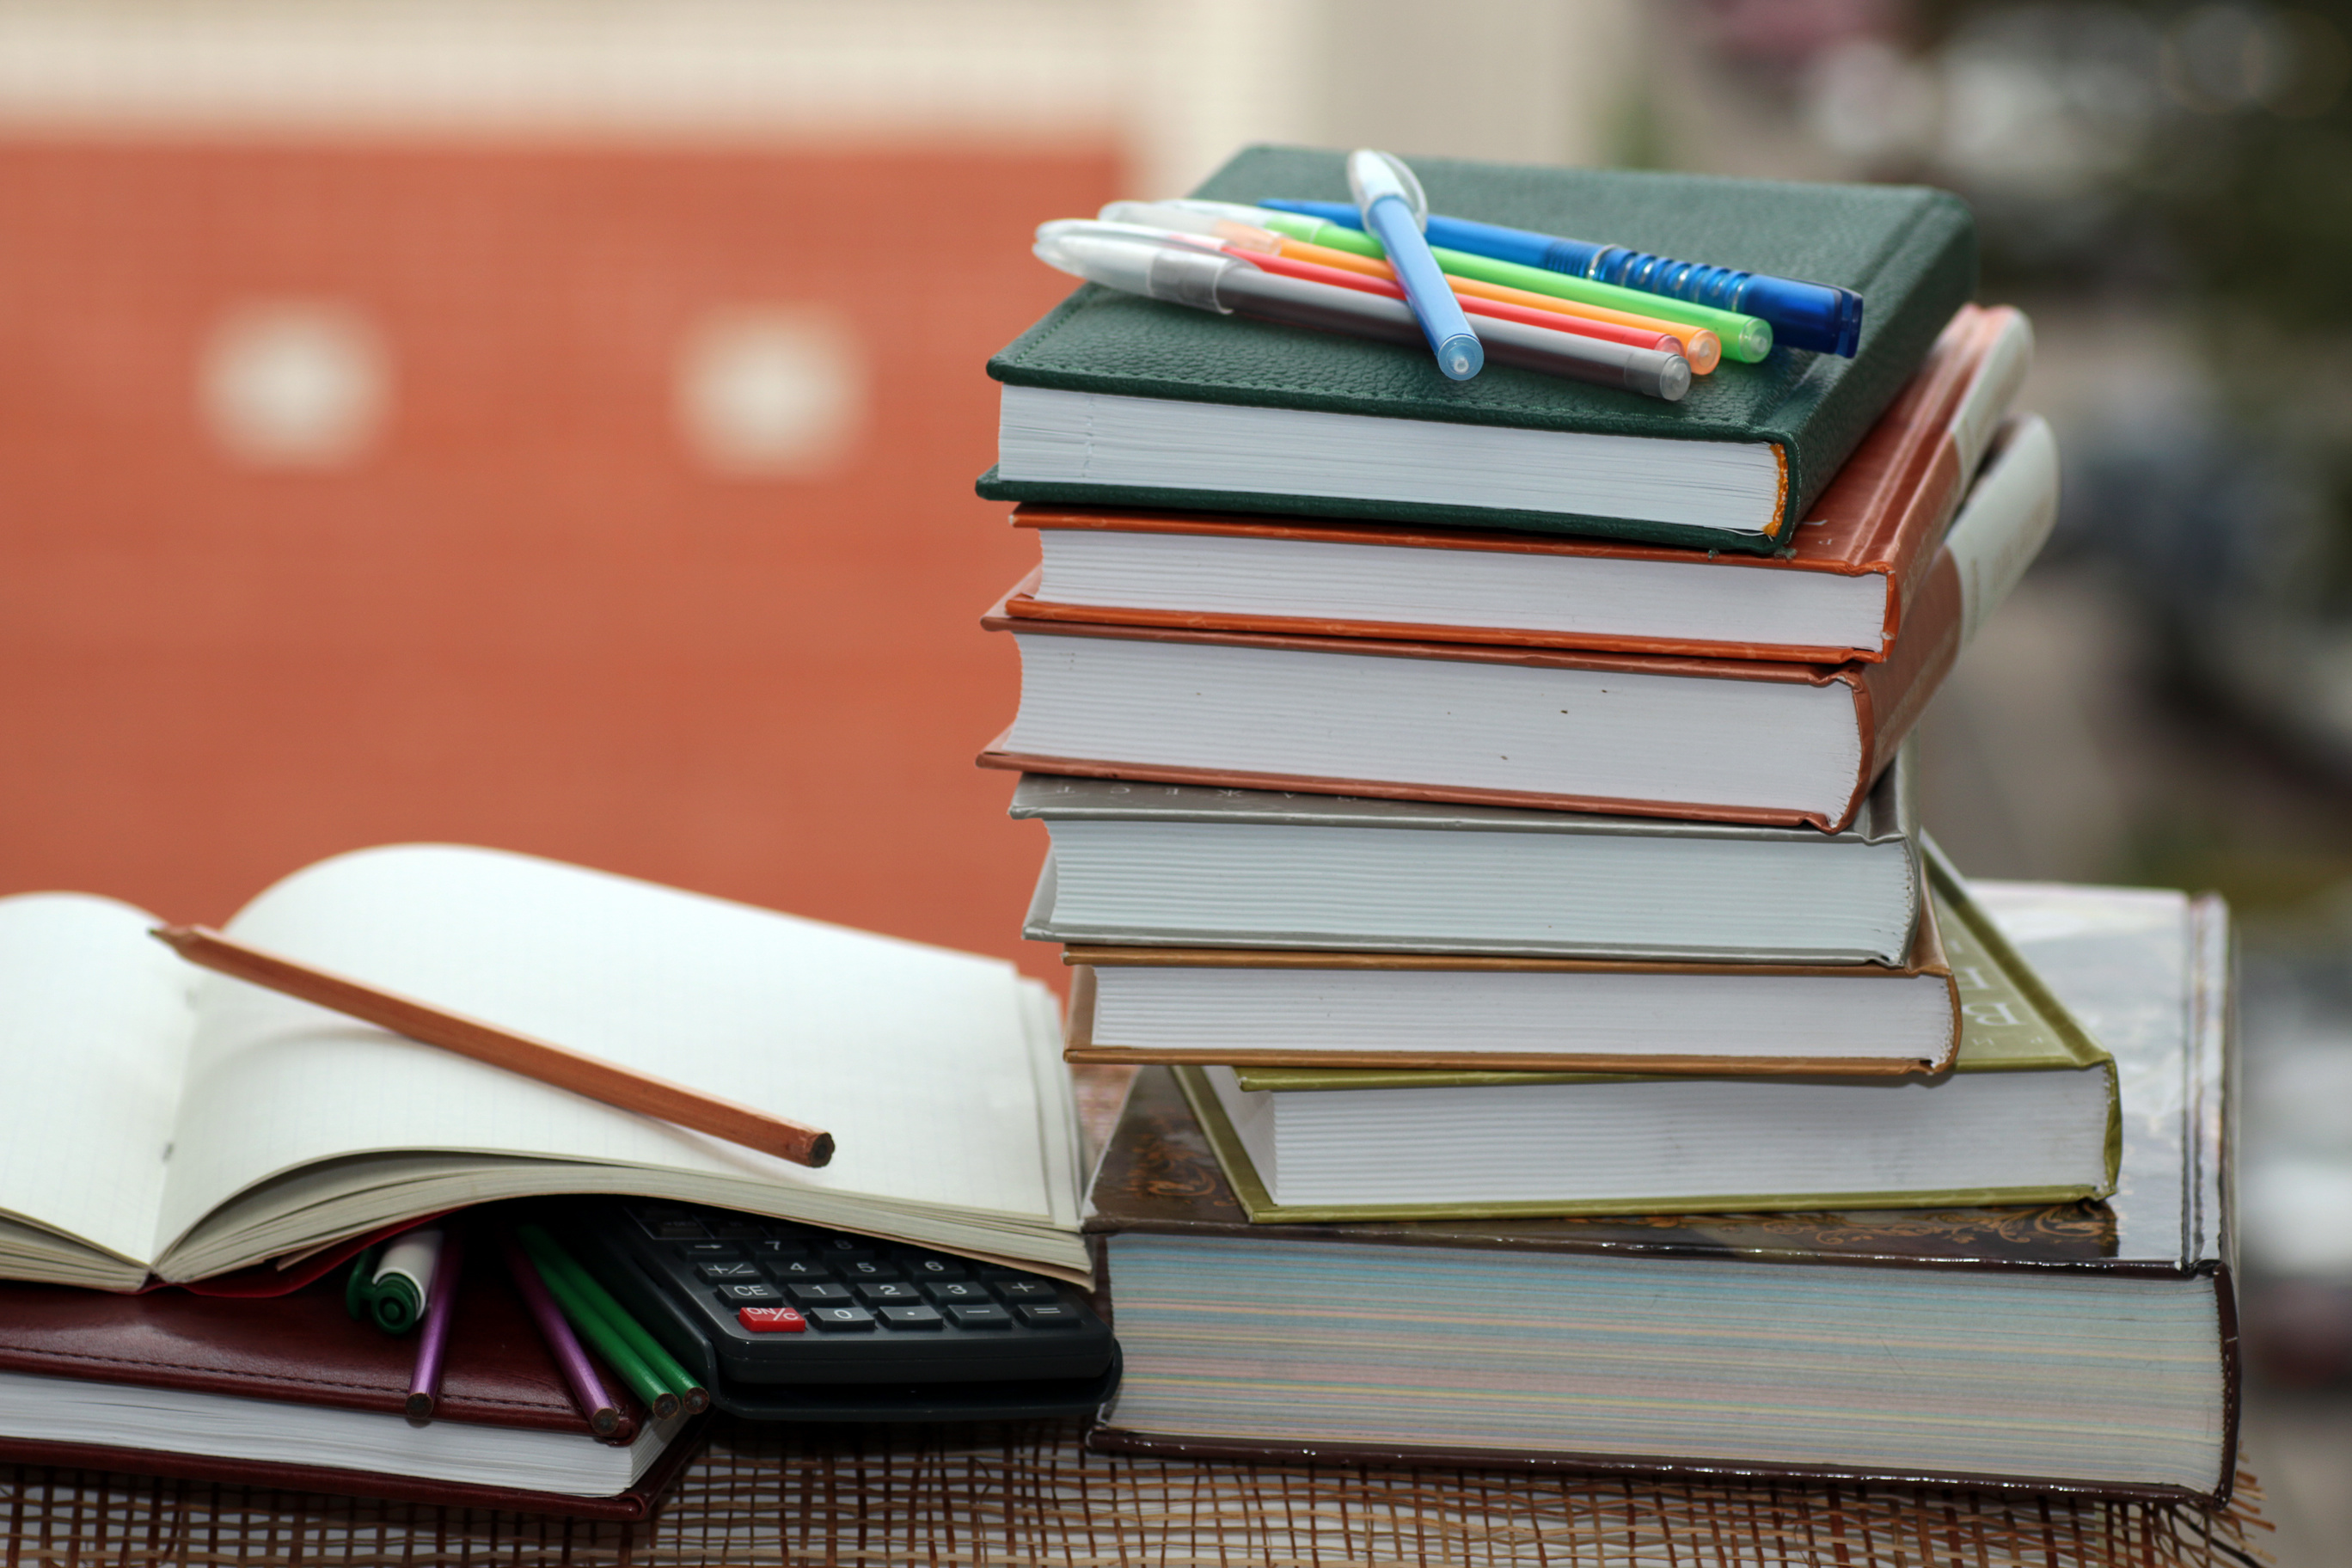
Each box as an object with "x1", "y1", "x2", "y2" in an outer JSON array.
[
  {"x1": 1010, "y1": 742, "x2": 1915, "y2": 844},
  {"x1": 1017, "y1": 746, "x2": 1920, "y2": 963}
]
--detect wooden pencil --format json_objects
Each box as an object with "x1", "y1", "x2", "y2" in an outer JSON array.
[{"x1": 150, "y1": 923, "x2": 834, "y2": 1168}]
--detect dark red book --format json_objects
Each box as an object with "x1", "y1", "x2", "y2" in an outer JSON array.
[{"x1": 0, "y1": 1255, "x2": 705, "y2": 1518}]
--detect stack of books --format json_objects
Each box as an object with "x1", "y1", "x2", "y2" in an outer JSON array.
[{"x1": 977, "y1": 149, "x2": 2239, "y2": 1504}]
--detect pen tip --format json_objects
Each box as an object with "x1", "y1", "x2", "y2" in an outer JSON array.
[
  {"x1": 591, "y1": 1407, "x2": 619, "y2": 1436},
  {"x1": 404, "y1": 1393, "x2": 435, "y2": 1419},
  {"x1": 806, "y1": 1133, "x2": 836, "y2": 1169}
]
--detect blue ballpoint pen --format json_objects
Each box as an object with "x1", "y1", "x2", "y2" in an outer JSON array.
[
  {"x1": 1345, "y1": 150, "x2": 1481, "y2": 380},
  {"x1": 1262, "y1": 198, "x2": 1866, "y2": 358}
]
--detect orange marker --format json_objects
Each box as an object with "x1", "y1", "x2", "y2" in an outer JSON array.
[
  {"x1": 1240, "y1": 249, "x2": 1683, "y2": 358},
  {"x1": 1257, "y1": 230, "x2": 1722, "y2": 375}
]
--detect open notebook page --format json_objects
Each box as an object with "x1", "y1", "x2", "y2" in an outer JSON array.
[
  {"x1": 156, "y1": 845, "x2": 1071, "y2": 1270},
  {"x1": 159, "y1": 982, "x2": 1080, "y2": 1282},
  {"x1": 0, "y1": 895, "x2": 194, "y2": 1270}
]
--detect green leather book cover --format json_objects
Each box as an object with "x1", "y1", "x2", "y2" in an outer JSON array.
[{"x1": 981, "y1": 145, "x2": 1975, "y2": 554}]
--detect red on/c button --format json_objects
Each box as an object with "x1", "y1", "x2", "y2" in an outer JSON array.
[{"x1": 738, "y1": 1306, "x2": 807, "y2": 1333}]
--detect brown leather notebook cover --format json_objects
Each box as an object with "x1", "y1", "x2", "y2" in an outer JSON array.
[
  {"x1": 977, "y1": 554, "x2": 1961, "y2": 835},
  {"x1": 0, "y1": 1255, "x2": 702, "y2": 1518},
  {"x1": 1001, "y1": 305, "x2": 2023, "y2": 665},
  {"x1": 1058, "y1": 892, "x2": 1955, "y2": 1075}
]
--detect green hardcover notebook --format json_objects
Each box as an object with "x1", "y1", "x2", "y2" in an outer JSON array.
[
  {"x1": 1173, "y1": 843, "x2": 2118, "y2": 1222},
  {"x1": 980, "y1": 145, "x2": 1975, "y2": 554}
]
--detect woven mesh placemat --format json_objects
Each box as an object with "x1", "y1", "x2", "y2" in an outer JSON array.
[{"x1": 1, "y1": 1420, "x2": 2275, "y2": 1567}]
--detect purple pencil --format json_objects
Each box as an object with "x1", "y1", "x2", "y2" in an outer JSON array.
[
  {"x1": 499, "y1": 1229, "x2": 626, "y2": 1440},
  {"x1": 402, "y1": 1224, "x2": 465, "y2": 1419}
]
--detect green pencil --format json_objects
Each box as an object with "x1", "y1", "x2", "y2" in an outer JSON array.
[
  {"x1": 515, "y1": 1236, "x2": 680, "y2": 1421},
  {"x1": 516, "y1": 1225, "x2": 709, "y2": 1414}
]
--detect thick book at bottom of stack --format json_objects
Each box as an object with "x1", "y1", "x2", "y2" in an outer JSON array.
[{"x1": 1081, "y1": 879, "x2": 2235, "y2": 1504}]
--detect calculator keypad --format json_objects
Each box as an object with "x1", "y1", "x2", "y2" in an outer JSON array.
[
  {"x1": 786, "y1": 1282, "x2": 853, "y2": 1306},
  {"x1": 993, "y1": 1279, "x2": 1056, "y2": 1302},
  {"x1": 718, "y1": 1281, "x2": 782, "y2": 1304},
  {"x1": 611, "y1": 1202, "x2": 1111, "y2": 1382},
  {"x1": 945, "y1": 1303, "x2": 1011, "y2": 1330},
  {"x1": 807, "y1": 1305, "x2": 878, "y2": 1332},
  {"x1": 925, "y1": 1280, "x2": 989, "y2": 1304}
]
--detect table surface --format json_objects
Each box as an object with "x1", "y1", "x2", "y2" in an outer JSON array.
[{"x1": 0, "y1": 1424, "x2": 2277, "y2": 1568}]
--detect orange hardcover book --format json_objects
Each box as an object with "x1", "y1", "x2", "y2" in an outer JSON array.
[
  {"x1": 977, "y1": 549, "x2": 1962, "y2": 834},
  {"x1": 999, "y1": 305, "x2": 2029, "y2": 665}
]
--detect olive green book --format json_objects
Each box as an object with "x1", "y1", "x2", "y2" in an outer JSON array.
[
  {"x1": 981, "y1": 144, "x2": 1975, "y2": 554},
  {"x1": 1173, "y1": 842, "x2": 2117, "y2": 1222}
]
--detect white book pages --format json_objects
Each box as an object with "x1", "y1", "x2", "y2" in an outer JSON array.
[
  {"x1": 0, "y1": 1213, "x2": 150, "y2": 1289},
  {"x1": 1204, "y1": 1064, "x2": 2114, "y2": 1207},
  {"x1": 1007, "y1": 634, "x2": 1865, "y2": 820},
  {"x1": 155, "y1": 846, "x2": 1073, "y2": 1271},
  {"x1": 998, "y1": 386, "x2": 1785, "y2": 535},
  {"x1": 1091, "y1": 965, "x2": 1954, "y2": 1063},
  {"x1": 0, "y1": 895, "x2": 193, "y2": 1269},
  {"x1": 0, "y1": 1369, "x2": 683, "y2": 1494},
  {"x1": 1043, "y1": 821, "x2": 1915, "y2": 962},
  {"x1": 1034, "y1": 526, "x2": 1890, "y2": 652}
]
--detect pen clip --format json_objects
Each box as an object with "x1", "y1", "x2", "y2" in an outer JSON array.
[{"x1": 1346, "y1": 150, "x2": 1428, "y2": 231}]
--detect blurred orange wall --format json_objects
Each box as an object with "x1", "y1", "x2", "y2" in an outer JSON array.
[{"x1": 0, "y1": 139, "x2": 1118, "y2": 985}]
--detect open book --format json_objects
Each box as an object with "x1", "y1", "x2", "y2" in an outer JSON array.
[{"x1": 0, "y1": 845, "x2": 1085, "y2": 1292}]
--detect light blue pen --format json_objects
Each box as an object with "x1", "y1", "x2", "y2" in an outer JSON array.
[{"x1": 1346, "y1": 150, "x2": 1481, "y2": 380}]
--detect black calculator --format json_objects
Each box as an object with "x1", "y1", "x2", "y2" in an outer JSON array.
[{"x1": 554, "y1": 1200, "x2": 1118, "y2": 1422}]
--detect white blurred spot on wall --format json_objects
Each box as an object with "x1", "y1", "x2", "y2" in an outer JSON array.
[
  {"x1": 676, "y1": 309, "x2": 864, "y2": 477},
  {"x1": 201, "y1": 302, "x2": 389, "y2": 469}
]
